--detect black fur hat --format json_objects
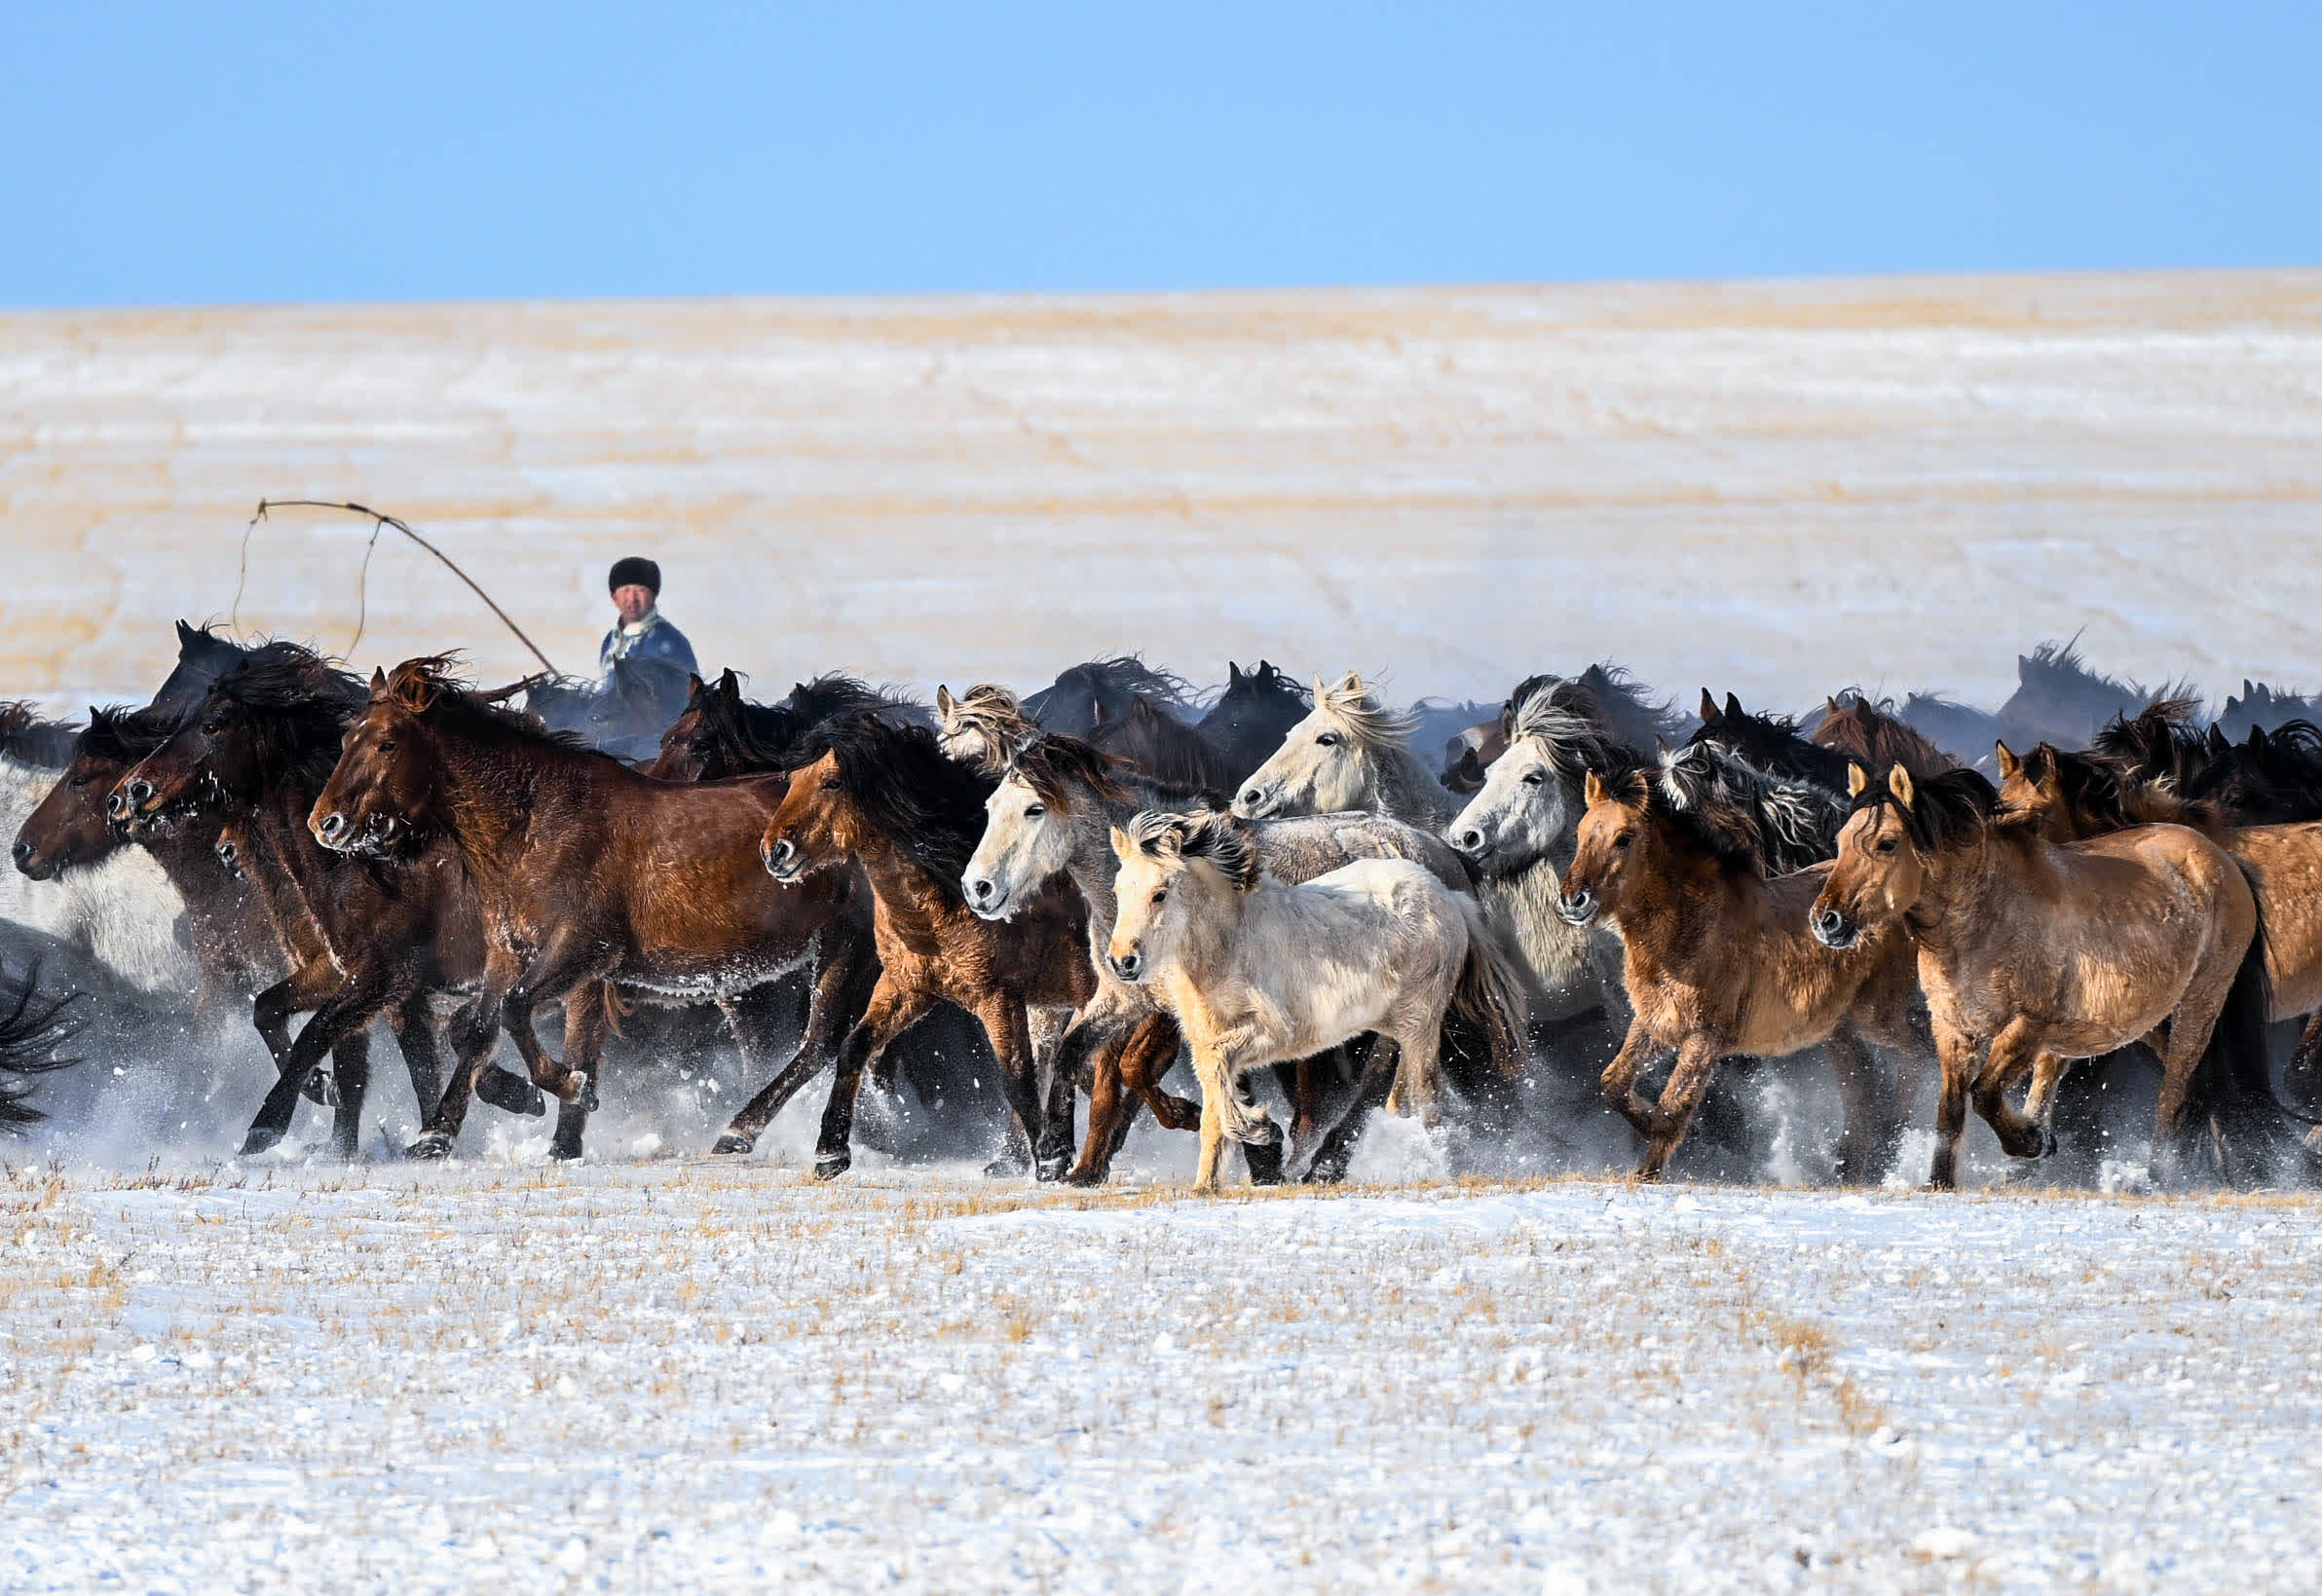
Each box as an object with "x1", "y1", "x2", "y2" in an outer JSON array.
[{"x1": 608, "y1": 556, "x2": 661, "y2": 596}]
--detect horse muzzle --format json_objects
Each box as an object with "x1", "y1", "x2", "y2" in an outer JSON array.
[
  {"x1": 961, "y1": 873, "x2": 1013, "y2": 922},
  {"x1": 763, "y1": 835, "x2": 805, "y2": 882},
  {"x1": 1231, "y1": 785, "x2": 1280, "y2": 821},
  {"x1": 1811, "y1": 908, "x2": 1858, "y2": 951},
  {"x1": 12, "y1": 837, "x2": 53, "y2": 881},
  {"x1": 313, "y1": 809, "x2": 352, "y2": 849},
  {"x1": 1449, "y1": 823, "x2": 1494, "y2": 862},
  {"x1": 1106, "y1": 947, "x2": 1146, "y2": 984},
  {"x1": 1555, "y1": 888, "x2": 1597, "y2": 928}
]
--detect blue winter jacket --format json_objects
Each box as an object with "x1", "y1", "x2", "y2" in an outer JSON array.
[{"x1": 598, "y1": 612, "x2": 699, "y2": 679}]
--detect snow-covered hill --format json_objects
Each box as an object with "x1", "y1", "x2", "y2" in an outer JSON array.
[{"x1": 4, "y1": 273, "x2": 2321, "y2": 713}]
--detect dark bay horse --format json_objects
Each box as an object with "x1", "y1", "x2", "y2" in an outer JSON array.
[
  {"x1": 2220, "y1": 682, "x2": 2322, "y2": 742},
  {"x1": 1193, "y1": 661, "x2": 1309, "y2": 787},
  {"x1": 109, "y1": 646, "x2": 506, "y2": 1157},
  {"x1": 1810, "y1": 693, "x2": 1955, "y2": 780},
  {"x1": 760, "y1": 714, "x2": 1094, "y2": 1180},
  {"x1": 1021, "y1": 656, "x2": 1196, "y2": 739},
  {"x1": 311, "y1": 657, "x2": 873, "y2": 1162}
]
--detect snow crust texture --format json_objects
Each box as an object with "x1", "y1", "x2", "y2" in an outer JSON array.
[{"x1": 2, "y1": 1164, "x2": 2317, "y2": 1593}]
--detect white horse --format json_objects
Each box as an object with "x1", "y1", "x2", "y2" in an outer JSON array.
[
  {"x1": 1106, "y1": 809, "x2": 1526, "y2": 1191},
  {"x1": 933, "y1": 684, "x2": 1039, "y2": 776},
  {"x1": 1231, "y1": 673, "x2": 1458, "y2": 831}
]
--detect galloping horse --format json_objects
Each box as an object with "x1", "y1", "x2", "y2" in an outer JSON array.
[
  {"x1": 1106, "y1": 809, "x2": 1527, "y2": 1191},
  {"x1": 1813, "y1": 763, "x2": 2288, "y2": 1187},
  {"x1": 760, "y1": 715, "x2": 1094, "y2": 1179},
  {"x1": 1556, "y1": 758, "x2": 1927, "y2": 1183},
  {"x1": 310, "y1": 657, "x2": 871, "y2": 1162}
]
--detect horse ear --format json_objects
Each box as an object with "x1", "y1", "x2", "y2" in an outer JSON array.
[
  {"x1": 1227, "y1": 663, "x2": 1244, "y2": 687},
  {"x1": 1826, "y1": 695, "x2": 1842, "y2": 714},
  {"x1": 1699, "y1": 688, "x2": 1719, "y2": 724},
  {"x1": 2245, "y1": 679, "x2": 2257, "y2": 698},
  {"x1": 686, "y1": 673, "x2": 705, "y2": 699},
  {"x1": 1584, "y1": 769, "x2": 1606, "y2": 806},
  {"x1": 2209, "y1": 724, "x2": 2231, "y2": 756},
  {"x1": 1847, "y1": 762, "x2": 1868, "y2": 797},
  {"x1": 1333, "y1": 671, "x2": 1363, "y2": 697},
  {"x1": 369, "y1": 666, "x2": 389, "y2": 696},
  {"x1": 1311, "y1": 674, "x2": 1330, "y2": 703},
  {"x1": 1994, "y1": 740, "x2": 2020, "y2": 779},
  {"x1": 2249, "y1": 725, "x2": 2266, "y2": 750},
  {"x1": 935, "y1": 685, "x2": 955, "y2": 717},
  {"x1": 1724, "y1": 692, "x2": 1744, "y2": 722},
  {"x1": 176, "y1": 619, "x2": 198, "y2": 645},
  {"x1": 1108, "y1": 826, "x2": 1135, "y2": 863},
  {"x1": 1887, "y1": 764, "x2": 1915, "y2": 807}
]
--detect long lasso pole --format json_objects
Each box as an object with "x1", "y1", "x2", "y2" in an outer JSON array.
[{"x1": 234, "y1": 500, "x2": 561, "y2": 677}]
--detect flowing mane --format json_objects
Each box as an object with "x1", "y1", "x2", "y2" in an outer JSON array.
[
  {"x1": 2094, "y1": 697, "x2": 2211, "y2": 789},
  {"x1": 1003, "y1": 733, "x2": 1138, "y2": 812},
  {"x1": 1501, "y1": 675, "x2": 1623, "y2": 780},
  {"x1": 205, "y1": 644, "x2": 370, "y2": 795},
  {"x1": 1592, "y1": 748, "x2": 1772, "y2": 874},
  {"x1": 1845, "y1": 764, "x2": 2002, "y2": 852},
  {"x1": 1656, "y1": 741, "x2": 1847, "y2": 872},
  {"x1": 385, "y1": 656, "x2": 594, "y2": 755},
  {"x1": 1572, "y1": 663, "x2": 1690, "y2": 752},
  {"x1": 804, "y1": 713, "x2": 996, "y2": 886},
  {"x1": 80, "y1": 704, "x2": 182, "y2": 763},
  {"x1": 1811, "y1": 692, "x2": 1955, "y2": 779},
  {"x1": 1120, "y1": 808, "x2": 1261, "y2": 890},
  {"x1": 1314, "y1": 673, "x2": 1419, "y2": 753}
]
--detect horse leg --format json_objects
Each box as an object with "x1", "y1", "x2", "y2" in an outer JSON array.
[
  {"x1": 1302, "y1": 1036, "x2": 1395, "y2": 1185},
  {"x1": 1635, "y1": 1034, "x2": 1721, "y2": 1182},
  {"x1": 1062, "y1": 1021, "x2": 1142, "y2": 1187},
  {"x1": 500, "y1": 937, "x2": 617, "y2": 1109},
  {"x1": 1822, "y1": 1030, "x2": 1894, "y2": 1187},
  {"x1": 251, "y1": 962, "x2": 344, "y2": 1107},
  {"x1": 2283, "y1": 1011, "x2": 2322, "y2": 1119},
  {"x1": 1597, "y1": 1017, "x2": 1665, "y2": 1144},
  {"x1": 714, "y1": 931, "x2": 878, "y2": 1155},
  {"x1": 240, "y1": 971, "x2": 394, "y2": 1158},
  {"x1": 1193, "y1": 1063, "x2": 1230, "y2": 1194},
  {"x1": 409, "y1": 955, "x2": 519, "y2": 1159},
  {"x1": 1971, "y1": 1021, "x2": 2055, "y2": 1162},
  {"x1": 812, "y1": 984, "x2": 935, "y2": 1180},
  {"x1": 546, "y1": 984, "x2": 611, "y2": 1162},
  {"x1": 969, "y1": 991, "x2": 1047, "y2": 1180},
  {"x1": 1030, "y1": 1005, "x2": 1080, "y2": 1183},
  {"x1": 1929, "y1": 1024, "x2": 1979, "y2": 1191},
  {"x1": 384, "y1": 992, "x2": 445, "y2": 1124},
  {"x1": 2021, "y1": 1051, "x2": 2071, "y2": 1140}
]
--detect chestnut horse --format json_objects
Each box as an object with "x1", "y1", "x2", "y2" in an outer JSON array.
[
  {"x1": 1555, "y1": 758, "x2": 1927, "y2": 1183},
  {"x1": 108, "y1": 646, "x2": 505, "y2": 1157},
  {"x1": 760, "y1": 714, "x2": 1094, "y2": 1180},
  {"x1": 1813, "y1": 763, "x2": 2290, "y2": 1187},
  {"x1": 309, "y1": 658, "x2": 874, "y2": 1162}
]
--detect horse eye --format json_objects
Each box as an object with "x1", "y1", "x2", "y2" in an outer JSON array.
[
  {"x1": 68, "y1": 775, "x2": 90, "y2": 789},
  {"x1": 1877, "y1": 837, "x2": 1898, "y2": 854},
  {"x1": 1613, "y1": 831, "x2": 1634, "y2": 849},
  {"x1": 1520, "y1": 770, "x2": 1546, "y2": 787},
  {"x1": 379, "y1": 739, "x2": 395, "y2": 753},
  {"x1": 821, "y1": 776, "x2": 842, "y2": 792},
  {"x1": 1025, "y1": 804, "x2": 1045, "y2": 818},
  {"x1": 1315, "y1": 732, "x2": 1340, "y2": 747},
  {"x1": 1150, "y1": 888, "x2": 1168, "y2": 906}
]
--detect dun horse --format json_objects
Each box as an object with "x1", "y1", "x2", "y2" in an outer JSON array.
[
  {"x1": 760, "y1": 714, "x2": 1094, "y2": 1179},
  {"x1": 1106, "y1": 809, "x2": 1527, "y2": 1191},
  {"x1": 1555, "y1": 757, "x2": 1927, "y2": 1182},
  {"x1": 1813, "y1": 763, "x2": 2287, "y2": 1187}
]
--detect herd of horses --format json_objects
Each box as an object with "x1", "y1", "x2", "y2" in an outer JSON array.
[{"x1": 6, "y1": 626, "x2": 2322, "y2": 1192}]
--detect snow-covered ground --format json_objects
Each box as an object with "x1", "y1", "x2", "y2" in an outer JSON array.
[{"x1": 1, "y1": 1163, "x2": 2317, "y2": 1594}]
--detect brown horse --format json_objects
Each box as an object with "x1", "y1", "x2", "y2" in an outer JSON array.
[
  {"x1": 1810, "y1": 694, "x2": 1956, "y2": 778},
  {"x1": 1813, "y1": 763, "x2": 2290, "y2": 1187},
  {"x1": 308, "y1": 657, "x2": 875, "y2": 1162},
  {"x1": 760, "y1": 713, "x2": 1094, "y2": 1180},
  {"x1": 1996, "y1": 739, "x2": 2322, "y2": 1127},
  {"x1": 107, "y1": 646, "x2": 507, "y2": 1157},
  {"x1": 1556, "y1": 758, "x2": 1926, "y2": 1183}
]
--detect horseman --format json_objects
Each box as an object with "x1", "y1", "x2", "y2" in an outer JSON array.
[{"x1": 599, "y1": 556, "x2": 698, "y2": 681}]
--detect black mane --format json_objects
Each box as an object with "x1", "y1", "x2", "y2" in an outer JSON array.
[
  {"x1": 1846, "y1": 765, "x2": 2000, "y2": 853},
  {"x1": 806, "y1": 713, "x2": 996, "y2": 888}
]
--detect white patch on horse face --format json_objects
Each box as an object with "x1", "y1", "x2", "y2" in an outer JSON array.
[
  {"x1": 1449, "y1": 739, "x2": 1569, "y2": 865},
  {"x1": 963, "y1": 773, "x2": 1075, "y2": 919},
  {"x1": 1234, "y1": 701, "x2": 1367, "y2": 818}
]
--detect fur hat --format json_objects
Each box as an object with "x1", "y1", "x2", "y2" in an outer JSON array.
[{"x1": 608, "y1": 556, "x2": 661, "y2": 596}]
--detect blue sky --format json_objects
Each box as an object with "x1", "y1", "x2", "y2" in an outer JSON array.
[{"x1": 4, "y1": 2, "x2": 2317, "y2": 307}]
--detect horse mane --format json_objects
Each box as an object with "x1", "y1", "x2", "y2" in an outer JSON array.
[
  {"x1": 1592, "y1": 748, "x2": 1771, "y2": 874},
  {"x1": 2185, "y1": 719, "x2": 2322, "y2": 824},
  {"x1": 2019, "y1": 639, "x2": 2144, "y2": 700},
  {"x1": 1656, "y1": 742, "x2": 1847, "y2": 872},
  {"x1": 1218, "y1": 660, "x2": 1310, "y2": 708},
  {"x1": 1314, "y1": 673, "x2": 1418, "y2": 753},
  {"x1": 680, "y1": 670, "x2": 919, "y2": 775},
  {"x1": 1502, "y1": 676, "x2": 1621, "y2": 780},
  {"x1": 1692, "y1": 692, "x2": 1854, "y2": 792},
  {"x1": 1055, "y1": 655, "x2": 1197, "y2": 714},
  {"x1": 1089, "y1": 695, "x2": 1234, "y2": 794},
  {"x1": 385, "y1": 656, "x2": 593, "y2": 755},
  {"x1": 2014, "y1": 743, "x2": 2213, "y2": 834},
  {"x1": 942, "y1": 684, "x2": 1042, "y2": 767},
  {"x1": 80, "y1": 704, "x2": 181, "y2": 763},
  {"x1": 1811, "y1": 692, "x2": 1955, "y2": 779},
  {"x1": 0, "y1": 965, "x2": 81, "y2": 1132},
  {"x1": 806, "y1": 713, "x2": 995, "y2": 885},
  {"x1": 1847, "y1": 765, "x2": 2001, "y2": 852},
  {"x1": 788, "y1": 672, "x2": 924, "y2": 728},
  {"x1": 1572, "y1": 663, "x2": 1689, "y2": 751},
  {"x1": 0, "y1": 702, "x2": 80, "y2": 768},
  {"x1": 1121, "y1": 808, "x2": 1260, "y2": 890},
  {"x1": 205, "y1": 643, "x2": 369, "y2": 794},
  {"x1": 2093, "y1": 697, "x2": 2211, "y2": 787},
  {"x1": 1005, "y1": 733, "x2": 1137, "y2": 813}
]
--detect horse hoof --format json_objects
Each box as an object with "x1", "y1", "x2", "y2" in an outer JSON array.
[
  {"x1": 1062, "y1": 1167, "x2": 1107, "y2": 1188},
  {"x1": 1034, "y1": 1155, "x2": 1071, "y2": 1184},
  {"x1": 563, "y1": 1072, "x2": 598, "y2": 1114},
  {"x1": 405, "y1": 1132, "x2": 454, "y2": 1162},
  {"x1": 983, "y1": 1153, "x2": 1030, "y2": 1180},
  {"x1": 238, "y1": 1126, "x2": 284, "y2": 1158},
  {"x1": 548, "y1": 1138, "x2": 584, "y2": 1163},
  {"x1": 475, "y1": 1069, "x2": 546, "y2": 1117},
  {"x1": 710, "y1": 1132, "x2": 755, "y2": 1157},
  {"x1": 812, "y1": 1151, "x2": 851, "y2": 1181},
  {"x1": 1302, "y1": 1159, "x2": 1349, "y2": 1186}
]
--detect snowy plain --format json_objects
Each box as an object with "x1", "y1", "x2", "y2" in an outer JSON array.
[{"x1": 2, "y1": 1162, "x2": 2318, "y2": 1594}]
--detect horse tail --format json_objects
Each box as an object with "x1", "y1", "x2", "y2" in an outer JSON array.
[
  {"x1": 0, "y1": 965, "x2": 82, "y2": 1132},
  {"x1": 1451, "y1": 894, "x2": 1531, "y2": 1079},
  {"x1": 2187, "y1": 863, "x2": 2311, "y2": 1184},
  {"x1": 600, "y1": 981, "x2": 633, "y2": 1043}
]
